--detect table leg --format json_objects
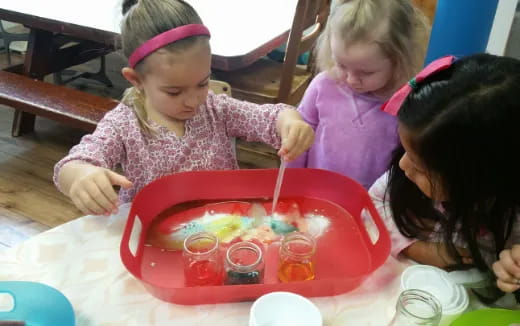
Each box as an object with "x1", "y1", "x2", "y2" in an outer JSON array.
[
  {"x1": 12, "y1": 111, "x2": 36, "y2": 137},
  {"x1": 11, "y1": 29, "x2": 53, "y2": 136}
]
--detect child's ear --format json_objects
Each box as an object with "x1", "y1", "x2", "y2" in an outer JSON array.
[{"x1": 122, "y1": 67, "x2": 144, "y2": 91}]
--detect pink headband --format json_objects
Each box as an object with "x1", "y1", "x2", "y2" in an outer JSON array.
[
  {"x1": 381, "y1": 55, "x2": 457, "y2": 116},
  {"x1": 128, "y1": 24, "x2": 211, "y2": 68}
]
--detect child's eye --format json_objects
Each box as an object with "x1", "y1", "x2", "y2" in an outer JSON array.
[
  {"x1": 198, "y1": 82, "x2": 209, "y2": 88},
  {"x1": 166, "y1": 91, "x2": 181, "y2": 96}
]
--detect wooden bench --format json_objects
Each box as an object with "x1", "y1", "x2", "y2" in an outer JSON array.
[
  {"x1": 0, "y1": 70, "x2": 118, "y2": 135},
  {"x1": 0, "y1": 72, "x2": 280, "y2": 168}
]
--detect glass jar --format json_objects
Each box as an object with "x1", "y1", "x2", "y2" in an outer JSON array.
[
  {"x1": 388, "y1": 289, "x2": 442, "y2": 326},
  {"x1": 278, "y1": 231, "x2": 316, "y2": 282},
  {"x1": 225, "y1": 241, "x2": 264, "y2": 285},
  {"x1": 182, "y1": 231, "x2": 223, "y2": 286}
]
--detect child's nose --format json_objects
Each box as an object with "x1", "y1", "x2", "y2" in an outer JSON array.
[
  {"x1": 183, "y1": 93, "x2": 199, "y2": 108},
  {"x1": 346, "y1": 73, "x2": 360, "y2": 86},
  {"x1": 398, "y1": 154, "x2": 411, "y2": 174}
]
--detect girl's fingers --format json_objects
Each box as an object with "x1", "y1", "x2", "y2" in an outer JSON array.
[
  {"x1": 282, "y1": 128, "x2": 298, "y2": 155},
  {"x1": 282, "y1": 128, "x2": 314, "y2": 161},
  {"x1": 511, "y1": 245, "x2": 520, "y2": 264},
  {"x1": 302, "y1": 130, "x2": 314, "y2": 150},
  {"x1": 492, "y1": 260, "x2": 518, "y2": 284},
  {"x1": 86, "y1": 180, "x2": 116, "y2": 213},
  {"x1": 78, "y1": 190, "x2": 107, "y2": 216},
  {"x1": 497, "y1": 279, "x2": 520, "y2": 293},
  {"x1": 71, "y1": 196, "x2": 92, "y2": 216},
  {"x1": 499, "y1": 249, "x2": 520, "y2": 279},
  {"x1": 106, "y1": 170, "x2": 133, "y2": 189},
  {"x1": 94, "y1": 174, "x2": 120, "y2": 207}
]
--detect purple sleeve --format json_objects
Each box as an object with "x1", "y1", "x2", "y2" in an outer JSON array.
[
  {"x1": 53, "y1": 110, "x2": 125, "y2": 190},
  {"x1": 209, "y1": 93, "x2": 288, "y2": 149},
  {"x1": 286, "y1": 76, "x2": 320, "y2": 168}
]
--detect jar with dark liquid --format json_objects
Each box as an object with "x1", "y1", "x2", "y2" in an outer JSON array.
[
  {"x1": 278, "y1": 232, "x2": 316, "y2": 282},
  {"x1": 225, "y1": 241, "x2": 264, "y2": 285}
]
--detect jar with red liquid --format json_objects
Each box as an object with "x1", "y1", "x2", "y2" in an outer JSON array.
[
  {"x1": 225, "y1": 241, "x2": 264, "y2": 285},
  {"x1": 278, "y1": 232, "x2": 316, "y2": 282},
  {"x1": 182, "y1": 231, "x2": 223, "y2": 286}
]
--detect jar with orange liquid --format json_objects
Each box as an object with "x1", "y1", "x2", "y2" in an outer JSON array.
[
  {"x1": 278, "y1": 232, "x2": 316, "y2": 282},
  {"x1": 183, "y1": 231, "x2": 223, "y2": 286}
]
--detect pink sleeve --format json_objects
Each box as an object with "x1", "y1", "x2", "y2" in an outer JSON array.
[
  {"x1": 53, "y1": 109, "x2": 125, "y2": 191},
  {"x1": 286, "y1": 76, "x2": 320, "y2": 168},
  {"x1": 209, "y1": 93, "x2": 286, "y2": 149},
  {"x1": 368, "y1": 172, "x2": 418, "y2": 257}
]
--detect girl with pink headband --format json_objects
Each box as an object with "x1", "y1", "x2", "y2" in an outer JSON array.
[
  {"x1": 54, "y1": 0, "x2": 314, "y2": 216},
  {"x1": 370, "y1": 53, "x2": 520, "y2": 304}
]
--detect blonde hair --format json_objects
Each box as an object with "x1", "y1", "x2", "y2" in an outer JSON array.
[
  {"x1": 316, "y1": 0, "x2": 430, "y2": 92},
  {"x1": 120, "y1": 0, "x2": 208, "y2": 134}
]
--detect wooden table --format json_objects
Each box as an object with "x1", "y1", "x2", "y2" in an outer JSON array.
[
  {"x1": 0, "y1": 204, "x2": 492, "y2": 325},
  {"x1": 0, "y1": 0, "x2": 298, "y2": 71},
  {"x1": 0, "y1": 0, "x2": 297, "y2": 136}
]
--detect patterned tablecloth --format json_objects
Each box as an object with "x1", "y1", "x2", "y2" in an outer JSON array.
[{"x1": 0, "y1": 204, "x2": 490, "y2": 325}]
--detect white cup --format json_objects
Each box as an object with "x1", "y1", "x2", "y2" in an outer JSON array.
[
  {"x1": 250, "y1": 292, "x2": 322, "y2": 326},
  {"x1": 400, "y1": 265, "x2": 469, "y2": 326}
]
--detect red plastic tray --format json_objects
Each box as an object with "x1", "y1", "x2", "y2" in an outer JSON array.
[{"x1": 120, "y1": 168, "x2": 390, "y2": 305}]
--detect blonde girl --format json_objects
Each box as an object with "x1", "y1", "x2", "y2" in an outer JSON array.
[
  {"x1": 54, "y1": 0, "x2": 314, "y2": 216},
  {"x1": 288, "y1": 0, "x2": 429, "y2": 189}
]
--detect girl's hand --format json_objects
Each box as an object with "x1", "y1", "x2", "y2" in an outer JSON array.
[
  {"x1": 492, "y1": 245, "x2": 520, "y2": 293},
  {"x1": 276, "y1": 109, "x2": 314, "y2": 161},
  {"x1": 59, "y1": 162, "x2": 133, "y2": 216}
]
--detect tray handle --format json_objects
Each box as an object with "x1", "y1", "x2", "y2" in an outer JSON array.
[
  {"x1": 120, "y1": 208, "x2": 142, "y2": 275},
  {"x1": 359, "y1": 200, "x2": 391, "y2": 270}
]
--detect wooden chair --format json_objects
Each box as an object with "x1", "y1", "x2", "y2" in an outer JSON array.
[
  {"x1": 209, "y1": 79, "x2": 231, "y2": 96},
  {"x1": 214, "y1": 0, "x2": 330, "y2": 169},
  {"x1": 213, "y1": 0, "x2": 331, "y2": 106}
]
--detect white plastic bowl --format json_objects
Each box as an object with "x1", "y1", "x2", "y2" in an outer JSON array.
[{"x1": 250, "y1": 291, "x2": 322, "y2": 326}]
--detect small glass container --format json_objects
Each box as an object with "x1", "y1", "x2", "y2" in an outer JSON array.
[
  {"x1": 388, "y1": 289, "x2": 442, "y2": 326},
  {"x1": 278, "y1": 231, "x2": 316, "y2": 282},
  {"x1": 182, "y1": 231, "x2": 223, "y2": 286},
  {"x1": 225, "y1": 241, "x2": 264, "y2": 285}
]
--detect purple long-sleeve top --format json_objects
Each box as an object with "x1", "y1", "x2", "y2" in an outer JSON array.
[{"x1": 287, "y1": 72, "x2": 399, "y2": 188}]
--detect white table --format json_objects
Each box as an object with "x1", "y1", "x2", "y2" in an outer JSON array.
[
  {"x1": 0, "y1": 0, "x2": 298, "y2": 70},
  {"x1": 0, "y1": 204, "x2": 496, "y2": 325}
]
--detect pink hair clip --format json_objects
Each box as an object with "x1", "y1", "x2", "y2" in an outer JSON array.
[
  {"x1": 128, "y1": 24, "x2": 211, "y2": 68},
  {"x1": 381, "y1": 55, "x2": 457, "y2": 116}
]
